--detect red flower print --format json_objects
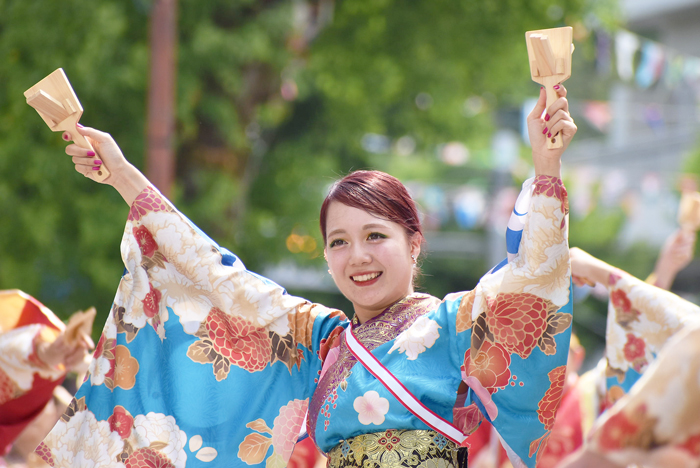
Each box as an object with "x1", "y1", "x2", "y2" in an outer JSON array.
[
  {"x1": 133, "y1": 226, "x2": 158, "y2": 257},
  {"x1": 608, "y1": 273, "x2": 621, "y2": 285},
  {"x1": 143, "y1": 283, "x2": 162, "y2": 318},
  {"x1": 597, "y1": 410, "x2": 642, "y2": 451},
  {"x1": 465, "y1": 341, "x2": 511, "y2": 393},
  {"x1": 94, "y1": 335, "x2": 105, "y2": 358},
  {"x1": 125, "y1": 448, "x2": 175, "y2": 468},
  {"x1": 108, "y1": 405, "x2": 134, "y2": 439},
  {"x1": 533, "y1": 176, "x2": 566, "y2": 200},
  {"x1": 34, "y1": 442, "x2": 55, "y2": 467},
  {"x1": 453, "y1": 403, "x2": 484, "y2": 435},
  {"x1": 319, "y1": 325, "x2": 344, "y2": 362},
  {"x1": 0, "y1": 367, "x2": 14, "y2": 405},
  {"x1": 623, "y1": 334, "x2": 645, "y2": 362},
  {"x1": 533, "y1": 175, "x2": 569, "y2": 217},
  {"x1": 128, "y1": 186, "x2": 171, "y2": 222},
  {"x1": 486, "y1": 293, "x2": 550, "y2": 359},
  {"x1": 205, "y1": 308, "x2": 272, "y2": 372},
  {"x1": 679, "y1": 433, "x2": 700, "y2": 456},
  {"x1": 610, "y1": 289, "x2": 632, "y2": 313},
  {"x1": 537, "y1": 365, "x2": 567, "y2": 431}
]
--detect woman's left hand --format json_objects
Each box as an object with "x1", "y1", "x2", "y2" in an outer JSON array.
[{"x1": 526, "y1": 85, "x2": 577, "y2": 177}]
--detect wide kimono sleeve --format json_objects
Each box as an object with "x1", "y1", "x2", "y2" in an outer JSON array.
[
  {"x1": 586, "y1": 315, "x2": 700, "y2": 468},
  {"x1": 36, "y1": 186, "x2": 347, "y2": 468},
  {"x1": 0, "y1": 290, "x2": 66, "y2": 454},
  {"x1": 599, "y1": 270, "x2": 700, "y2": 405},
  {"x1": 451, "y1": 175, "x2": 572, "y2": 468}
]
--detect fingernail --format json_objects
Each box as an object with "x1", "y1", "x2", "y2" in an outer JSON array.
[
  {"x1": 76, "y1": 123, "x2": 84, "y2": 128},
  {"x1": 553, "y1": 85, "x2": 560, "y2": 90},
  {"x1": 542, "y1": 127, "x2": 548, "y2": 134},
  {"x1": 545, "y1": 114, "x2": 550, "y2": 121},
  {"x1": 94, "y1": 160, "x2": 102, "y2": 165},
  {"x1": 87, "y1": 150, "x2": 95, "y2": 157},
  {"x1": 547, "y1": 132, "x2": 552, "y2": 138},
  {"x1": 62, "y1": 134, "x2": 70, "y2": 141},
  {"x1": 92, "y1": 166, "x2": 101, "y2": 171}
]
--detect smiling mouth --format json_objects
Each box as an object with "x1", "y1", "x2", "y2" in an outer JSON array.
[{"x1": 351, "y1": 272, "x2": 382, "y2": 283}]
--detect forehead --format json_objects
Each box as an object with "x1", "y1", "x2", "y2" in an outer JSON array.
[{"x1": 325, "y1": 201, "x2": 400, "y2": 233}]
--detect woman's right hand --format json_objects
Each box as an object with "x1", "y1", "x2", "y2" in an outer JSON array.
[
  {"x1": 63, "y1": 126, "x2": 150, "y2": 205},
  {"x1": 36, "y1": 331, "x2": 94, "y2": 372}
]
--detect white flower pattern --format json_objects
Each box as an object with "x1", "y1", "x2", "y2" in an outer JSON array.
[
  {"x1": 388, "y1": 316, "x2": 441, "y2": 360},
  {"x1": 353, "y1": 391, "x2": 390, "y2": 426}
]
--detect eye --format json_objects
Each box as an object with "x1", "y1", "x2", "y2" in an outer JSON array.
[
  {"x1": 329, "y1": 238, "x2": 346, "y2": 248},
  {"x1": 367, "y1": 232, "x2": 387, "y2": 241}
]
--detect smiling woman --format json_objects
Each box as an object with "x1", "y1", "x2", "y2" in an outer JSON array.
[{"x1": 37, "y1": 86, "x2": 576, "y2": 468}]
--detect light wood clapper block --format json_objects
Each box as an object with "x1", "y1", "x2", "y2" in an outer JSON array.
[
  {"x1": 525, "y1": 27, "x2": 574, "y2": 149},
  {"x1": 24, "y1": 69, "x2": 110, "y2": 182}
]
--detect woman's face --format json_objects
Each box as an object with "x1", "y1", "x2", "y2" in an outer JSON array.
[{"x1": 324, "y1": 201, "x2": 420, "y2": 323}]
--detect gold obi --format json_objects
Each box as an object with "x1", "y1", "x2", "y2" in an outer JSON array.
[{"x1": 327, "y1": 429, "x2": 461, "y2": 468}]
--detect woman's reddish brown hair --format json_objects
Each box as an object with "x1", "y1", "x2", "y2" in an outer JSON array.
[{"x1": 319, "y1": 170, "x2": 423, "y2": 243}]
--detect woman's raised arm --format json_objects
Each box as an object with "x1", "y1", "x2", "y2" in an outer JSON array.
[{"x1": 62, "y1": 126, "x2": 150, "y2": 206}]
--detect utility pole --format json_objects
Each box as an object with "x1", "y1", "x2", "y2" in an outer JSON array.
[{"x1": 146, "y1": 0, "x2": 177, "y2": 198}]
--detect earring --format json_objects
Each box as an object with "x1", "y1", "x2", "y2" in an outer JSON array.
[
  {"x1": 328, "y1": 269, "x2": 332, "y2": 275},
  {"x1": 411, "y1": 255, "x2": 416, "y2": 264}
]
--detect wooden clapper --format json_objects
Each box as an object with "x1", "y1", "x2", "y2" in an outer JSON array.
[
  {"x1": 24, "y1": 68, "x2": 110, "y2": 182},
  {"x1": 525, "y1": 27, "x2": 574, "y2": 149}
]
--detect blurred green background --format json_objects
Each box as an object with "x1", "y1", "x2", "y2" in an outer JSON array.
[{"x1": 2, "y1": 0, "x2": 699, "y2": 366}]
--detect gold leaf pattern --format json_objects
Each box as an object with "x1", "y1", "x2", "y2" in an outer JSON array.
[
  {"x1": 455, "y1": 291, "x2": 475, "y2": 334},
  {"x1": 238, "y1": 433, "x2": 272, "y2": 465},
  {"x1": 246, "y1": 418, "x2": 273, "y2": 435}
]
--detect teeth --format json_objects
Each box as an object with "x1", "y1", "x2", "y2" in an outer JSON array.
[{"x1": 352, "y1": 272, "x2": 380, "y2": 282}]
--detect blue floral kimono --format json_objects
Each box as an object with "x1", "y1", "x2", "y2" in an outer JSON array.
[{"x1": 37, "y1": 175, "x2": 572, "y2": 468}]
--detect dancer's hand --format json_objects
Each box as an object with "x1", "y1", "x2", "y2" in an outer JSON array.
[
  {"x1": 36, "y1": 331, "x2": 94, "y2": 371},
  {"x1": 527, "y1": 85, "x2": 577, "y2": 178},
  {"x1": 651, "y1": 229, "x2": 696, "y2": 289},
  {"x1": 63, "y1": 126, "x2": 150, "y2": 205}
]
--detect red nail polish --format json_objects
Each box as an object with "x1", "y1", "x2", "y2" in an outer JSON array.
[
  {"x1": 545, "y1": 114, "x2": 550, "y2": 121},
  {"x1": 62, "y1": 134, "x2": 69, "y2": 141},
  {"x1": 76, "y1": 123, "x2": 84, "y2": 128},
  {"x1": 94, "y1": 160, "x2": 102, "y2": 165},
  {"x1": 542, "y1": 127, "x2": 548, "y2": 134},
  {"x1": 553, "y1": 85, "x2": 560, "y2": 90},
  {"x1": 92, "y1": 166, "x2": 100, "y2": 171},
  {"x1": 87, "y1": 151, "x2": 95, "y2": 157},
  {"x1": 547, "y1": 132, "x2": 552, "y2": 138}
]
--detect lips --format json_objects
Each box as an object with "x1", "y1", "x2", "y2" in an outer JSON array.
[{"x1": 351, "y1": 272, "x2": 382, "y2": 283}]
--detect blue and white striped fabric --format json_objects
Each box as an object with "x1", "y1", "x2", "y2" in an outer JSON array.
[{"x1": 490, "y1": 177, "x2": 535, "y2": 274}]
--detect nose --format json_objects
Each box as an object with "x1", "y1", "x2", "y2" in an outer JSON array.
[{"x1": 349, "y1": 244, "x2": 371, "y2": 266}]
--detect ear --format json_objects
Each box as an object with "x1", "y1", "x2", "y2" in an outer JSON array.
[
  {"x1": 409, "y1": 232, "x2": 422, "y2": 259},
  {"x1": 323, "y1": 248, "x2": 328, "y2": 262}
]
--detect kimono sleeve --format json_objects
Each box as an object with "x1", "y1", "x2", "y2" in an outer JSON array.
[
  {"x1": 0, "y1": 325, "x2": 65, "y2": 452},
  {"x1": 37, "y1": 186, "x2": 347, "y2": 468},
  {"x1": 450, "y1": 176, "x2": 573, "y2": 468},
  {"x1": 587, "y1": 319, "x2": 700, "y2": 468},
  {"x1": 601, "y1": 271, "x2": 700, "y2": 405}
]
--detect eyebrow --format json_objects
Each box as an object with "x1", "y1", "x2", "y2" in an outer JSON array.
[{"x1": 327, "y1": 223, "x2": 389, "y2": 239}]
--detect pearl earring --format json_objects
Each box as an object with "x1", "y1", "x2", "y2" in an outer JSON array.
[{"x1": 411, "y1": 255, "x2": 416, "y2": 264}]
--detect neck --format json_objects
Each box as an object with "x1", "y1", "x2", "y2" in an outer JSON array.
[{"x1": 352, "y1": 292, "x2": 413, "y2": 324}]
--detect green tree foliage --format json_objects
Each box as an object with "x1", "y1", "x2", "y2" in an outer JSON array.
[{"x1": 1, "y1": 0, "x2": 607, "y2": 331}]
